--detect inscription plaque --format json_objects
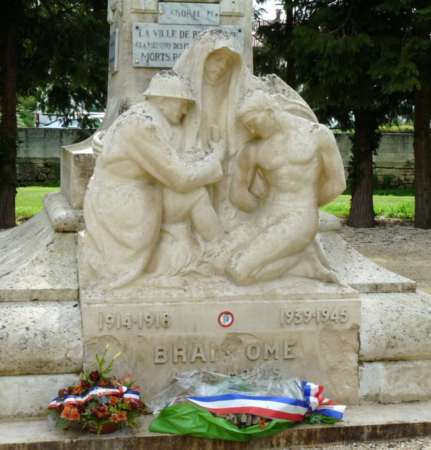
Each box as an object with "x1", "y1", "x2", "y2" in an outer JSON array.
[
  {"x1": 82, "y1": 298, "x2": 360, "y2": 403},
  {"x1": 280, "y1": 306, "x2": 349, "y2": 326},
  {"x1": 153, "y1": 340, "x2": 297, "y2": 364},
  {"x1": 159, "y1": 3, "x2": 220, "y2": 25},
  {"x1": 131, "y1": 0, "x2": 158, "y2": 13},
  {"x1": 132, "y1": 23, "x2": 243, "y2": 68}
]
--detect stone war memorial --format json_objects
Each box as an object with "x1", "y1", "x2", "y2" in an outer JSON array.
[{"x1": 1, "y1": 0, "x2": 431, "y2": 448}]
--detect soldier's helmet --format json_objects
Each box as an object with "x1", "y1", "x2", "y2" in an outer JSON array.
[{"x1": 144, "y1": 70, "x2": 195, "y2": 103}]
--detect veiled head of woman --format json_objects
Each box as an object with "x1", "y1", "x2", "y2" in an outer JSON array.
[{"x1": 204, "y1": 47, "x2": 239, "y2": 85}]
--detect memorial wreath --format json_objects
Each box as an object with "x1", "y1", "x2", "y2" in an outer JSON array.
[{"x1": 48, "y1": 347, "x2": 147, "y2": 434}]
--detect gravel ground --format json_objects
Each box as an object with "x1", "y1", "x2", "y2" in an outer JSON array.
[{"x1": 340, "y1": 221, "x2": 431, "y2": 294}]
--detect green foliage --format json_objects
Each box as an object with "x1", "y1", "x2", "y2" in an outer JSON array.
[
  {"x1": 254, "y1": 0, "x2": 430, "y2": 226},
  {"x1": 321, "y1": 194, "x2": 414, "y2": 220},
  {"x1": 254, "y1": 1, "x2": 429, "y2": 128},
  {"x1": 17, "y1": 96, "x2": 37, "y2": 127},
  {"x1": 0, "y1": 1, "x2": 108, "y2": 225},
  {"x1": 17, "y1": 187, "x2": 415, "y2": 222},
  {"x1": 379, "y1": 123, "x2": 414, "y2": 133},
  {"x1": 2, "y1": 1, "x2": 108, "y2": 124},
  {"x1": 81, "y1": 346, "x2": 122, "y2": 384}
]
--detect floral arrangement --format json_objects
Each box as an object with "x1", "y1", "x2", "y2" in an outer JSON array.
[{"x1": 48, "y1": 348, "x2": 147, "y2": 433}]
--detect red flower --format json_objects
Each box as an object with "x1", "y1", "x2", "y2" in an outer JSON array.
[
  {"x1": 110, "y1": 396, "x2": 119, "y2": 406},
  {"x1": 98, "y1": 378, "x2": 110, "y2": 387},
  {"x1": 124, "y1": 398, "x2": 141, "y2": 409},
  {"x1": 93, "y1": 405, "x2": 109, "y2": 418},
  {"x1": 89, "y1": 371, "x2": 100, "y2": 383},
  {"x1": 110, "y1": 411, "x2": 128, "y2": 423},
  {"x1": 70, "y1": 385, "x2": 84, "y2": 395},
  {"x1": 61, "y1": 405, "x2": 81, "y2": 422},
  {"x1": 80, "y1": 379, "x2": 91, "y2": 390}
]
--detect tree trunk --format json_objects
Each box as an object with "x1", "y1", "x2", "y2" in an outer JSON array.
[
  {"x1": 413, "y1": 82, "x2": 431, "y2": 228},
  {"x1": 284, "y1": 1, "x2": 296, "y2": 87},
  {"x1": 0, "y1": 4, "x2": 18, "y2": 229},
  {"x1": 347, "y1": 110, "x2": 378, "y2": 228}
]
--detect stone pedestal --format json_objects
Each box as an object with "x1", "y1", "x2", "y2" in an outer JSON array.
[
  {"x1": 81, "y1": 281, "x2": 360, "y2": 404},
  {"x1": 61, "y1": 140, "x2": 95, "y2": 210}
]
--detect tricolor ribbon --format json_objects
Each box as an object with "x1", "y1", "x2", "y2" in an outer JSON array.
[
  {"x1": 187, "y1": 380, "x2": 345, "y2": 422},
  {"x1": 48, "y1": 386, "x2": 140, "y2": 410}
]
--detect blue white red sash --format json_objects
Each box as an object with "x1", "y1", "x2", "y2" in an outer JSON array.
[
  {"x1": 48, "y1": 386, "x2": 140, "y2": 409},
  {"x1": 187, "y1": 381, "x2": 345, "y2": 421}
]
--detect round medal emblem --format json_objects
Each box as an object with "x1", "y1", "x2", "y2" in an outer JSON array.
[{"x1": 217, "y1": 311, "x2": 235, "y2": 328}]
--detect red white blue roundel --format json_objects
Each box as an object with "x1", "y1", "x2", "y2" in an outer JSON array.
[{"x1": 218, "y1": 311, "x2": 234, "y2": 328}]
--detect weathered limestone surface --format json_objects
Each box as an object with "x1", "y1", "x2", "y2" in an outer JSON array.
[
  {"x1": 61, "y1": 141, "x2": 95, "y2": 210},
  {"x1": 318, "y1": 211, "x2": 342, "y2": 232},
  {"x1": 321, "y1": 232, "x2": 416, "y2": 293},
  {"x1": 0, "y1": 301, "x2": 82, "y2": 375},
  {"x1": 360, "y1": 360, "x2": 431, "y2": 403},
  {"x1": 0, "y1": 211, "x2": 78, "y2": 301},
  {"x1": 0, "y1": 374, "x2": 79, "y2": 419},
  {"x1": 82, "y1": 294, "x2": 360, "y2": 404},
  {"x1": 360, "y1": 291, "x2": 431, "y2": 361},
  {"x1": 105, "y1": 0, "x2": 253, "y2": 128},
  {"x1": 44, "y1": 192, "x2": 84, "y2": 233}
]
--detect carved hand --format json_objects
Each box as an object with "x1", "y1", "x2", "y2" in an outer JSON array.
[{"x1": 209, "y1": 139, "x2": 227, "y2": 162}]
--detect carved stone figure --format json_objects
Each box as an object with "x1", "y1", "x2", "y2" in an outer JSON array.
[
  {"x1": 107, "y1": 0, "x2": 123, "y2": 24},
  {"x1": 80, "y1": 31, "x2": 346, "y2": 289},
  {"x1": 80, "y1": 71, "x2": 223, "y2": 288},
  {"x1": 226, "y1": 91, "x2": 346, "y2": 284},
  {"x1": 173, "y1": 30, "x2": 320, "y2": 232}
]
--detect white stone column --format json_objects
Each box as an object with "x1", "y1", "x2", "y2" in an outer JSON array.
[{"x1": 104, "y1": 0, "x2": 253, "y2": 126}]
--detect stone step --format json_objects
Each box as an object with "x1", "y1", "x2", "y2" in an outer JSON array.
[
  {"x1": 320, "y1": 232, "x2": 416, "y2": 294},
  {"x1": 0, "y1": 211, "x2": 78, "y2": 302},
  {"x1": 0, "y1": 302, "x2": 82, "y2": 377},
  {"x1": 1, "y1": 402, "x2": 431, "y2": 450}
]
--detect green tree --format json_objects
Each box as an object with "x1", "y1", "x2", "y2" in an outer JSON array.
[
  {"x1": 365, "y1": 1, "x2": 431, "y2": 227},
  {"x1": 405, "y1": 2, "x2": 431, "y2": 228},
  {"x1": 254, "y1": 1, "x2": 422, "y2": 227},
  {"x1": 0, "y1": 0, "x2": 108, "y2": 228},
  {"x1": 17, "y1": 96, "x2": 37, "y2": 127}
]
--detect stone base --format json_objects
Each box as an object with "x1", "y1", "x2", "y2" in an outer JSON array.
[
  {"x1": 0, "y1": 302, "x2": 82, "y2": 376},
  {"x1": 0, "y1": 374, "x2": 79, "y2": 419},
  {"x1": 1, "y1": 402, "x2": 431, "y2": 450},
  {"x1": 0, "y1": 211, "x2": 78, "y2": 301},
  {"x1": 82, "y1": 290, "x2": 360, "y2": 404},
  {"x1": 44, "y1": 192, "x2": 84, "y2": 233},
  {"x1": 3, "y1": 209, "x2": 431, "y2": 421},
  {"x1": 60, "y1": 140, "x2": 95, "y2": 210}
]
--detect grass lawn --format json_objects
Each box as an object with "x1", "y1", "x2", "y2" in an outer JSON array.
[
  {"x1": 16, "y1": 186, "x2": 59, "y2": 221},
  {"x1": 16, "y1": 186, "x2": 415, "y2": 221},
  {"x1": 322, "y1": 194, "x2": 415, "y2": 219}
]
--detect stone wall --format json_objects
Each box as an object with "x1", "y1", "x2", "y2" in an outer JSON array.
[
  {"x1": 336, "y1": 132, "x2": 415, "y2": 188},
  {"x1": 17, "y1": 129, "x2": 418, "y2": 187},
  {"x1": 17, "y1": 128, "x2": 87, "y2": 185}
]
